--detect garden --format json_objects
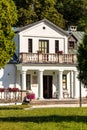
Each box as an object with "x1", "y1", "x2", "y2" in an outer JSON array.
[{"x1": 0, "y1": 105, "x2": 87, "y2": 130}]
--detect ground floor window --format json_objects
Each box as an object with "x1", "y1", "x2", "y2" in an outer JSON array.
[
  {"x1": 26, "y1": 74, "x2": 31, "y2": 90},
  {"x1": 62, "y1": 74, "x2": 67, "y2": 89}
]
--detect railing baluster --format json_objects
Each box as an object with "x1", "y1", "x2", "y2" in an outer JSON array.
[{"x1": 19, "y1": 53, "x2": 77, "y2": 64}]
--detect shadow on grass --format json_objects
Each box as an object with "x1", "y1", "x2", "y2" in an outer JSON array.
[{"x1": 0, "y1": 115, "x2": 87, "y2": 123}]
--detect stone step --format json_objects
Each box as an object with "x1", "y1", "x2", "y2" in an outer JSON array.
[{"x1": 30, "y1": 98, "x2": 87, "y2": 105}]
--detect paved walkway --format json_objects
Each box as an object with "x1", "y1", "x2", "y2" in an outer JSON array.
[
  {"x1": 24, "y1": 103, "x2": 87, "y2": 110},
  {"x1": 0, "y1": 101, "x2": 87, "y2": 108},
  {"x1": 0, "y1": 102, "x2": 22, "y2": 106}
]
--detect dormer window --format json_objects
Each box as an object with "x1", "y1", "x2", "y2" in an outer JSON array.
[{"x1": 69, "y1": 41, "x2": 74, "y2": 49}]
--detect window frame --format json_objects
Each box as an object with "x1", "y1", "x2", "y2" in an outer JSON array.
[
  {"x1": 39, "y1": 40, "x2": 49, "y2": 53},
  {"x1": 28, "y1": 39, "x2": 32, "y2": 53},
  {"x1": 62, "y1": 74, "x2": 67, "y2": 90},
  {"x1": 68, "y1": 41, "x2": 75, "y2": 49},
  {"x1": 55, "y1": 40, "x2": 59, "y2": 53}
]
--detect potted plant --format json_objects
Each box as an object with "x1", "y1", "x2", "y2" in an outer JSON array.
[
  {"x1": 57, "y1": 51, "x2": 63, "y2": 54},
  {"x1": 37, "y1": 50, "x2": 42, "y2": 53}
]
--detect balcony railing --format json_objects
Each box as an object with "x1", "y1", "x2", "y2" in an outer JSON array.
[{"x1": 19, "y1": 53, "x2": 77, "y2": 64}]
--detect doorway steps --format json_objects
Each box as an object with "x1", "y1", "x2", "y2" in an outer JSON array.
[{"x1": 30, "y1": 98, "x2": 87, "y2": 106}]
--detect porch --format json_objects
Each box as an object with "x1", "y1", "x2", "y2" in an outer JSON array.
[
  {"x1": 16, "y1": 69, "x2": 78, "y2": 100},
  {"x1": 19, "y1": 53, "x2": 77, "y2": 64}
]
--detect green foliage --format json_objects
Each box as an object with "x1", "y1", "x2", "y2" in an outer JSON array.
[
  {"x1": 14, "y1": 0, "x2": 87, "y2": 30},
  {"x1": 78, "y1": 16, "x2": 87, "y2": 31},
  {"x1": 14, "y1": 0, "x2": 65, "y2": 28},
  {"x1": 38, "y1": 0, "x2": 65, "y2": 28},
  {"x1": 0, "y1": 0, "x2": 17, "y2": 67},
  {"x1": 55, "y1": 0, "x2": 86, "y2": 29},
  {"x1": 14, "y1": 0, "x2": 38, "y2": 26},
  {"x1": 77, "y1": 32, "x2": 87, "y2": 86}
]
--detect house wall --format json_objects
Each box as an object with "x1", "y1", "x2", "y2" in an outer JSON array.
[{"x1": 0, "y1": 64, "x2": 16, "y2": 88}]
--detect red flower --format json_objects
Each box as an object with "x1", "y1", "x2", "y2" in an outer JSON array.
[
  {"x1": 0, "y1": 88, "x2": 5, "y2": 92},
  {"x1": 8, "y1": 88, "x2": 13, "y2": 92},
  {"x1": 12, "y1": 88, "x2": 19, "y2": 92},
  {"x1": 26, "y1": 93, "x2": 35, "y2": 100},
  {"x1": 8, "y1": 87, "x2": 19, "y2": 92}
]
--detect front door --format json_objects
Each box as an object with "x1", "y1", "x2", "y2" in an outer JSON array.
[{"x1": 43, "y1": 76, "x2": 52, "y2": 99}]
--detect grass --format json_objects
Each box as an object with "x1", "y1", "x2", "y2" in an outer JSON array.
[{"x1": 0, "y1": 105, "x2": 87, "y2": 130}]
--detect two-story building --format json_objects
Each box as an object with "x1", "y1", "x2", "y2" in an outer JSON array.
[{"x1": 0, "y1": 19, "x2": 86, "y2": 99}]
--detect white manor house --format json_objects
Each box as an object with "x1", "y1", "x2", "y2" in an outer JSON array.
[{"x1": 0, "y1": 19, "x2": 86, "y2": 100}]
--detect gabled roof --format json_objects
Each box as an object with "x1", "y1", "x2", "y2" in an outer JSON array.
[
  {"x1": 14, "y1": 19, "x2": 69, "y2": 36},
  {"x1": 67, "y1": 31, "x2": 84, "y2": 44}
]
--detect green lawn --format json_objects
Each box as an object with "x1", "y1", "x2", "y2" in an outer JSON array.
[{"x1": 0, "y1": 105, "x2": 87, "y2": 130}]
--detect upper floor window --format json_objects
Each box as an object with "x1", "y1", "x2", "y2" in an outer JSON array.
[
  {"x1": 28, "y1": 39, "x2": 32, "y2": 52},
  {"x1": 55, "y1": 40, "x2": 59, "y2": 53},
  {"x1": 39, "y1": 40, "x2": 49, "y2": 53},
  {"x1": 69, "y1": 41, "x2": 74, "y2": 49}
]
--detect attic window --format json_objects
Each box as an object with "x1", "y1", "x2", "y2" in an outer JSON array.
[
  {"x1": 43, "y1": 26, "x2": 46, "y2": 29},
  {"x1": 69, "y1": 41, "x2": 74, "y2": 49}
]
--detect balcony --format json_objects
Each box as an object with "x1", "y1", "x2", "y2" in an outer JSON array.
[{"x1": 19, "y1": 53, "x2": 77, "y2": 64}]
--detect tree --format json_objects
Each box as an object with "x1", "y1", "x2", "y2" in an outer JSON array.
[
  {"x1": 14, "y1": 0, "x2": 65, "y2": 28},
  {"x1": 55, "y1": 0, "x2": 85, "y2": 29},
  {"x1": 0, "y1": 0, "x2": 17, "y2": 68},
  {"x1": 77, "y1": 31, "x2": 87, "y2": 86},
  {"x1": 78, "y1": 0, "x2": 87, "y2": 31},
  {"x1": 38, "y1": 0, "x2": 65, "y2": 28},
  {"x1": 14, "y1": 0, "x2": 38, "y2": 26},
  {"x1": 78, "y1": 16, "x2": 87, "y2": 31},
  {"x1": 77, "y1": 31, "x2": 87, "y2": 107}
]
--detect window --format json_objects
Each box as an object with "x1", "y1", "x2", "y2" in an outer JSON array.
[
  {"x1": 26, "y1": 74, "x2": 31, "y2": 90},
  {"x1": 55, "y1": 40, "x2": 59, "y2": 53},
  {"x1": 62, "y1": 74, "x2": 67, "y2": 89},
  {"x1": 28, "y1": 39, "x2": 32, "y2": 52},
  {"x1": 39, "y1": 40, "x2": 49, "y2": 53},
  {"x1": 69, "y1": 41, "x2": 74, "y2": 49}
]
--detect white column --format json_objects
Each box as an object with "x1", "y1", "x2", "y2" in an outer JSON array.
[
  {"x1": 73, "y1": 70, "x2": 77, "y2": 98},
  {"x1": 59, "y1": 70, "x2": 63, "y2": 99},
  {"x1": 70, "y1": 71, "x2": 73, "y2": 98},
  {"x1": 38, "y1": 70, "x2": 43, "y2": 99},
  {"x1": 22, "y1": 71, "x2": 26, "y2": 90}
]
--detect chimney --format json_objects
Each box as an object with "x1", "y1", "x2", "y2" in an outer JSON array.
[{"x1": 68, "y1": 26, "x2": 77, "y2": 32}]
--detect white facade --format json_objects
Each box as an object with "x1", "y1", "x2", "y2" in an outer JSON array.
[
  {"x1": 0, "y1": 19, "x2": 86, "y2": 99},
  {"x1": 0, "y1": 64, "x2": 16, "y2": 88},
  {"x1": 18, "y1": 22, "x2": 68, "y2": 54}
]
